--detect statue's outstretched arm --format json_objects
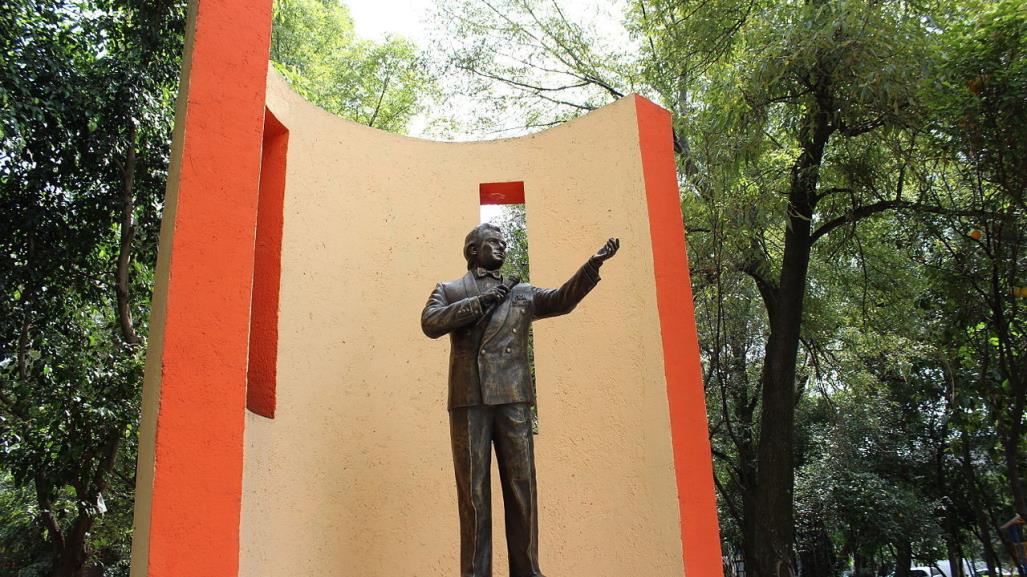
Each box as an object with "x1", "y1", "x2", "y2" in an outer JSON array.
[{"x1": 533, "y1": 238, "x2": 619, "y2": 319}]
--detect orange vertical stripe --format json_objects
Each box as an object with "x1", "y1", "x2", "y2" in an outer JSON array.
[
  {"x1": 247, "y1": 110, "x2": 289, "y2": 419},
  {"x1": 146, "y1": 0, "x2": 273, "y2": 575},
  {"x1": 634, "y1": 95, "x2": 724, "y2": 576}
]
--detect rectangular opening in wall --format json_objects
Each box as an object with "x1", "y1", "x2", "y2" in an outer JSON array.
[
  {"x1": 247, "y1": 108, "x2": 289, "y2": 419},
  {"x1": 479, "y1": 182, "x2": 538, "y2": 433},
  {"x1": 479, "y1": 182, "x2": 529, "y2": 282}
]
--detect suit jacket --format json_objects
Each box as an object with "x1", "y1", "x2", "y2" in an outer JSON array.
[{"x1": 422, "y1": 262, "x2": 601, "y2": 408}]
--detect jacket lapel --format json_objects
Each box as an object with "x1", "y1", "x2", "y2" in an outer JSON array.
[
  {"x1": 481, "y1": 285, "x2": 514, "y2": 346},
  {"x1": 461, "y1": 270, "x2": 480, "y2": 299}
]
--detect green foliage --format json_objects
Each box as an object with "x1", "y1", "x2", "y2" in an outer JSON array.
[
  {"x1": 0, "y1": 473, "x2": 50, "y2": 573},
  {"x1": 931, "y1": 0, "x2": 1027, "y2": 207},
  {"x1": 1, "y1": 0, "x2": 440, "y2": 573},
  {"x1": 796, "y1": 377, "x2": 938, "y2": 568},
  {"x1": 271, "y1": 0, "x2": 435, "y2": 132},
  {"x1": 429, "y1": 0, "x2": 638, "y2": 134},
  {"x1": 487, "y1": 205, "x2": 530, "y2": 282},
  {"x1": 434, "y1": 0, "x2": 1027, "y2": 575},
  {"x1": 1, "y1": 1, "x2": 442, "y2": 573},
  {"x1": 1, "y1": 0, "x2": 184, "y2": 574}
]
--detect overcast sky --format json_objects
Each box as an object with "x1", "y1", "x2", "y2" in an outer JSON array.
[
  {"x1": 346, "y1": 0, "x2": 631, "y2": 135},
  {"x1": 344, "y1": 0, "x2": 629, "y2": 221},
  {"x1": 348, "y1": 0, "x2": 433, "y2": 45},
  {"x1": 347, "y1": 0, "x2": 628, "y2": 46}
]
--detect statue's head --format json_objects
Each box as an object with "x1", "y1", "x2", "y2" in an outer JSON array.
[{"x1": 464, "y1": 223, "x2": 506, "y2": 271}]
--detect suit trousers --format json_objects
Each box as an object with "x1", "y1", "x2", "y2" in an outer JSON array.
[{"x1": 449, "y1": 403, "x2": 544, "y2": 577}]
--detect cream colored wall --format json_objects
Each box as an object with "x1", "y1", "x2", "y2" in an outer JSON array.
[
  {"x1": 239, "y1": 72, "x2": 684, "y2": 576},
  {"x1": 128, "y1": 4, "x2": 196, "y2": 573}
]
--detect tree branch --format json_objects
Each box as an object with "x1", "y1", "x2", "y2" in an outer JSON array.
[
  {"x1": 712, "y1": 464, "x2": 744, "y2": 525},
  {"x1": 112, "y1": 466, "x2": 136, "y2": 489},
  {"x1": 456, "y1": 64, "x2": 596, "y2": 111},
  {"x1": 367, "y1": 62, "x2": 393, "y2": 128},
  {"x1": 835, "y1": 113, "x2": 888, "y2": 137},
  {"x1": 810, "y1": 200, "x2": 1006, "y2": 244},
  {"x1": 741, "y1": 257, "x2": 779, "y2": 320},
  {"x1": 17, "y1": 316, "x2": 31, "y2": 380},
  {"x1": 35, "y1": 476, "x2": 66, "y2": 554},
  {"x1": 711, "y1": 446, "x2": 743, "y2": 480},
  {"x1": 528, "y1": 0, "x2": 623, "y2": 98},
  {"x1": 812, "y1": 187, "x2": 853, "y2": 204},
  {"x1": 116, "y1": 122, "x2": 141, "y2": 345}
]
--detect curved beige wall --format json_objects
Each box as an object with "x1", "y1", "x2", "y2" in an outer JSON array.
[{"x1": 239, "y1": 71, "x2": 685, "y2": 576}]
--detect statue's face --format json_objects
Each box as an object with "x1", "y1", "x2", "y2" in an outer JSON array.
[{"x1": 476, "y1": 229, "x2": 507, "y2": 270}]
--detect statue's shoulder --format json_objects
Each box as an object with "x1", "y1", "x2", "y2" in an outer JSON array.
[{"x1": 438, "y1": 271, "x2": 475, "y2": 296}]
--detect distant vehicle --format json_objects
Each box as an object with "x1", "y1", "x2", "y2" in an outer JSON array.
[
  {"x1": 888, "y1": 560, "x2": 989, "y2": 577},
  {"x1": 885, "y1": 566, "x2": 941, "y2": 577}
]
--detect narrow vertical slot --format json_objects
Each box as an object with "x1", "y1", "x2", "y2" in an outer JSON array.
[
  {"x1": 247, "y1": 109, "x2": 289, "y2": 418},
  {"x1": 479, "y1": 182, "x2": 538, "y2": 433}
]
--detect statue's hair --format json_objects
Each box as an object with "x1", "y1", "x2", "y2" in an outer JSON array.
[{"x1": 464, "y1": 223, "x2": 503, "y2": 269}]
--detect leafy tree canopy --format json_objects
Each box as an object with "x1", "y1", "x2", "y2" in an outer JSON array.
[{"x1": 271, "y1": 0, "x2": 436, "y2": 132}]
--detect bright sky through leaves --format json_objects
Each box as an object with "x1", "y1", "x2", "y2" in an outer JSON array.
[
  {"x1": 348, "y1": 0, "x2": 432, "y2": 44},
  {"x1": 345, "y1": 0, "x2": 627, "y2": 222}
]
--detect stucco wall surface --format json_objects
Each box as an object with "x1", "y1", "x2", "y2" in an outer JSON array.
[
  {"x1": 238, "y1": 72, "x2": 688, "y2": 577},
  {"x1": 129, "y1": 1, "x2": 273, "y2": 575}
]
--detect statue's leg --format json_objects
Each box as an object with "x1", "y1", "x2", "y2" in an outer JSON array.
[
  {"x1": 493, "y1": 403, "x2": 544, "y2": 577},
  {"x1": 450, "y1": 406, "x2": 495, "y2": 577}
]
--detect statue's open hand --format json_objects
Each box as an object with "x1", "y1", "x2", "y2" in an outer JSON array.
[
  {"x1": 592, "y1": 238, "x2": 620, "y2": 264},
  {"x1": 480, "y1": 283, "x2": 511, "y2": 308}
]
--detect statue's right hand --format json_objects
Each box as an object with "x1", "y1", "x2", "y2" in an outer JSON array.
[{"x1": 480, "y1": 283, "x2": 511, "y2": 308}]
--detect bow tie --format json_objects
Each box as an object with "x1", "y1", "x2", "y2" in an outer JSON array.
[{"x1": 474, "y1": 267, "x2": 503, "y2": 280}]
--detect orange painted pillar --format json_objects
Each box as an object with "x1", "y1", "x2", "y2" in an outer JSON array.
[
  {"x1": 635, "y1": 95, "x2": 725, "y2": 576},
  {"x1": 131, "y1": 0, "x2": 274, "y2": 575}
]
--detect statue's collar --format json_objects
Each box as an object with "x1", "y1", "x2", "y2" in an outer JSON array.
[{"x1": 473, "y1": 267, "x2": 503, "y2": 280}]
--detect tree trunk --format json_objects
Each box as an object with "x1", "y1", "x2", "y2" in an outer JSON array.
[
  {"x1": 45, "y1": 436, "x2": 120, "y2": 577},
  {"x1": 961, "y1": 430, "x2": 1001, "y2": 577},
  {"x1": 895, "y1": 541, "x2": 912, "y2": 577},
  {"x1": 35, "y1": 476, "x2": 65, "y2": 559},
  {"x1": 750, "y1": 220, "x2": 810, "y2": 577},
  {"x1": 1003, "y1": 428, "x2": 1026, "y2": 527},
  {"x1": 742, "y1": 470, "x2": 760, "y2": 577},
  {"x1": 940, "y1": 503, "x2": 965, "y2": 577},
  {"x1": 854, "y1": 552, "x2": 866, "y2": 577},
  {"x1": 989, "y1": 219, "x2": 1027, "y2": 525},
  {"x1": 50, "y1": 513, "x2": 93, "y2": 577},
  {"x1": 944, "y1": 537, "x2": 964, "y2": 577},
  {"x1": 797, "y1": 520, "x2": 837, "y2": 577},
  {"x1": 749, "y1": 87, "x2": 830, "y2": 576},
  {"x1": 735, "y1": 393, "x2": 759, "y2": 575},
  {"x1": 972, "y1": 491, "x2": 1001, "y2": 577}
]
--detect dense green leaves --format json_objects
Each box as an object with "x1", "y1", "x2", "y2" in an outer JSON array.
[
  {"x1": 271, "y1": 0, "x2": 435, "y2": 132},
  {"x1": 932, "y1": 0, "x2": 1027, "y2": 209},
  {"x1": 1, "y1": 1, "x2": 436, "y2": 575},
  {"x1": 1, "y1": 1, "x2": 184, "y2": 574}
]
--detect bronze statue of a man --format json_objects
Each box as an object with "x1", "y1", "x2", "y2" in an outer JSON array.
[{"x1": 421, "y1": 223, "x2": 619, "y2": 577}]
